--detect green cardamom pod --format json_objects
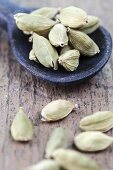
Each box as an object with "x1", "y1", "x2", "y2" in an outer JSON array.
[
  {"x1": 59, "y1": 6, "x2": 88, "y2": 28},
  {"x1": 53, "y1": 149, "x2": 101, "y2": 170},
  {"x1": 49, "y1": 23, "x2": 68, "y2": 47},
  {"x1": 79, "y1": 111, "x2": 113, "y2": 132},
  {"x1": 58, "y1": 50, "x2": 80, "y2": 71},
  {"x1": 14, "y1": 13, "x2": 32, "y2": 35},
  {"x1": 33, "y1": 33, "x2": 58, "y2": 70},
  {"x1": 41, "y1": 99, "x2": 76, "y2": 122},
  {"x1": 14, "y1": 13, "x2": 56, "y2": 35},
  {"x1": 45, "y1": 127, "x2": 69, "y2": 158},
  {"x1": 26, "y1": 160, "x2": 60, "y2": 170},
  {"x1": 60, "y1": 45, "x2": 72, "y2": 55},
  {"x1": 11, "y1": 107, "x2": 33, "y2": 141},
  {"x1": 74, "y1": 131, "x2": 113, "y2": 152},
  {"x1": 14, "y1": 12, "x2": 28, "y2": 19},
  {"x1": 79, "y1": 15, "x2": 100, "y2": 34},
  {"x1": 29, "y1": 49, "x2": 38, "y2": 62},
  {"x1": 69, "y1": 29, "x2": 100, "y2": 56},
  {"x1": 31, "y1": 7, "x2": 60, "y2": 19}
]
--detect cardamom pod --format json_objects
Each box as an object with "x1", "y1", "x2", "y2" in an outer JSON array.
[
  {"x1": 60, "y1": 45, "x2": 72, "y2": 55},
  {"x1": 26, "y1": 160, "x2": 60, "y2": 170},
  {"x1": 14, "y1": 12, "x2": 27, "y2": 19},
  {"x1": 45, "y1": 127, "x2": 69, "y2": 158},
  {"x1": 14, "y1": 13, "x2": 32, "y2": 36},
  {"x1": 81, "y1": 23, "x2": 99, "y2": 35},
  {"x1": 79, "y1": 15, "x2": 100, "y2": 34},
  {"x1": 53, "y1": 149, "x2": 100, "y2": 170},
  {"x1": 41, "y1": 99, "x2": 76, "y2": 122},
  {"x1": 49, "y1": 23, "x2": 68, "y2": 47},
  {"x1": 31, "y1": 7, "x2": 60, "y2": 19},
  {"x1": 29, "y1": 49, "x2": 38, "y2": 62},
  {"x1": 79, "y1": 111, "x2": 113, "y2": 132},
  {"x1": 14, "y1": 13, "x2": 56, "y2": 35},
  {"x1": 74, "y1": 131, "x2": 113, "y2": 152},
  {"x1": 59, "y1": 6, "x2": 88, "y2": 28},
  {"x1": 33, "y1": 33, "x2": 58, "y2": 70},
  {"x1": 69, "y1": 29, "x2": 100, "y2": 56},
  {"x1": 11, "y1": 107, "x2": 33, "y2": 141},
  {"x1": 58, "y1": 50, "x2": 80, "y2": 71}
]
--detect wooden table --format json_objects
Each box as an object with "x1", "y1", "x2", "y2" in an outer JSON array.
[{"x1": 0, "y1": 0, "x2": 113, "y2": 170}]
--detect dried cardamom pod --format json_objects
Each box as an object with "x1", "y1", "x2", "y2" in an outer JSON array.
[
  {"x1": 80, "y1": 23, "x2": 99, "y2": 35},
  {"x1": 41, "y1": 99, "x2": 77, "y2": 122},
  {"x1": 45, "y1": 127, "x2": 69, "y2": 158},
  {"x1": 26, "y1": 160, "x2": 60, "y2": 170},
  {"x1": 59, "y1": 6, "x2": 88, "y2": 28},
  {"x1": 74, "y1": 131, "x2": 113, "y2": 152},
  {"x1": 69, "y1": 29, "x2": 100, "y2": 56},
  {"x1": 33, "y1": 33, "x2": 58, "y2": 70},
  {"x1": 14, "y1": 13, "x2": 56, "y2": 35},
  {"x1": 11, "y1": 107, "x2": 33, "y2": 141},
  {"x1": 58, "y1": 50, "x2": 80, "y2": 71},
  {"x1": 53, "y1": 149, "x2": 100, "y2": 170},
  {"x1": 79, "y1": 15, "x2": 100, "y2": 34},
  {"x1": 79, "y1": 111, "x2": 113, "y2": 132},
  {"x1": 60, "y1": 45, "x2": 72, "y2": 55},
  {"x1": 14, "y1": 12, "x2": 28, "y2": 19},
  {"x1": 29, "y1": 49, "x2": 38, "y2": 62},
  {"x1": 31, "y1": 7, "x2": 60, "y2": 19},
  {"x1": 49, "y1": 23, "x2": 68, "y2": 47}
]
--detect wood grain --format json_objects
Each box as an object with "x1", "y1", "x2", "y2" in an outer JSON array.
[{"x1": 0, "y1": 0, "x2": 113, "y2": 170}]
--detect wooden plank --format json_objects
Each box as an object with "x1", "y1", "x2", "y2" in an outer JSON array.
[{"x1": 0, "y1": 0, "x2": 113, "y2": 169}]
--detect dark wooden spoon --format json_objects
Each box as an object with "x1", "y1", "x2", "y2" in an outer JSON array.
[{"x1": 0, "y1": 0, "x2": 112, "y2": 85}]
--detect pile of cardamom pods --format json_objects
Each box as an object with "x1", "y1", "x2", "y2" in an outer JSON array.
[
  {"x1": 11, "y1": 100, "x2": 113, "y2": 170},
  {"x1": 26, "y1": 126, "x2": 113, "y2": 170},
  {"x1": 14, "y1": 6, "x2": 100, "y2": 72}
]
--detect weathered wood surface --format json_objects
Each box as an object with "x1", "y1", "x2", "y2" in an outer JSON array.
[{"x1": 0, "y1": 0, "x2": 113, "y2": 170}]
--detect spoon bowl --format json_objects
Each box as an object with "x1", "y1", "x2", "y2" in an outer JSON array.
[{"x1": 0, "y1": 1, "x2": 112, "y2": 85}]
